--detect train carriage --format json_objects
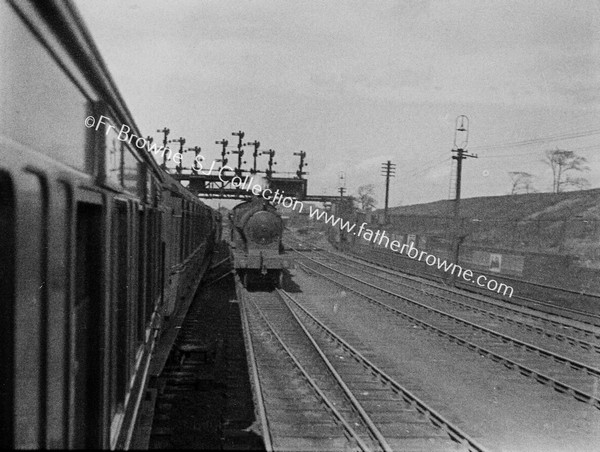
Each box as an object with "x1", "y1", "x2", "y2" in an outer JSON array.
[{"x1": 0, "y1": 1, "x2": 219, "y2": 448}]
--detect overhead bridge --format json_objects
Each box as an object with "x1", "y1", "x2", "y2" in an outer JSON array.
[{"x1": 172, "y1": 172, "x2": 346, "y2": 203}]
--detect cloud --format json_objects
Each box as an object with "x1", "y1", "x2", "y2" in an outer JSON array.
[{"x1": 78, "y1": 0, "x2": 600, "y2": 109}]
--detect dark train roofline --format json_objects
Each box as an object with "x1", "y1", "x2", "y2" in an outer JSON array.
[
  {"x1": 8, "y1": 1, "x2": 212, "y2": 210},
  {"x1": 9, "y1": 0, "x2": 166, "y2": 183}
]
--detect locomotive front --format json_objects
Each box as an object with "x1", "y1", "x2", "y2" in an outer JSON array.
[
  {"x1": 231, "y1": 197, "x2": 290, "y2": 286},
  {"x1": 244, "y1": 210, "x2": 283, "y2": 246}
]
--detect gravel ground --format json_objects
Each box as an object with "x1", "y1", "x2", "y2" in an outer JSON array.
[{"x1": 289, "y1": 267, "x2": 600, "y2": 452}]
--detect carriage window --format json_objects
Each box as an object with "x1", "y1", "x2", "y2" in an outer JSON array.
[
  {"x1": 111, "y1": 201, "x2": 129, "y2": 410},
  {"x1": 0, "y1": 2, "x2": 90, "y2": 172},
  {"x1": 122, "y1": 146, "x2": 141, "y2": 195},
  {"x1": 105, "y1": 133, "x2": 143, "y2": 195},
  {"x1": 0, "y1": 172, "x2": 15, "y2": 448},
  {"x1": 145, "y1": 210, "x2": 156, "y2": 325},
  {"x1": 137, "y1": 209, "x2": 146, "y2": 342},
  {"x1": 105, "y1": 131, "x2": 122, "y2": 186},
  {"x1": 145, "y1": 174, "x2": 153, "y2": 205},
  {"x1": 73, "y1": 202, "x2": 103, "y2": 448}
]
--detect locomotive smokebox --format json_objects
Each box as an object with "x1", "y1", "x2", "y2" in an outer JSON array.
[{"x1": 245, "y1": 210, "x2": 282, "y2": 245}]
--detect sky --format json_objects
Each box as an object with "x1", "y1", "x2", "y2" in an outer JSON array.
[{"x1": 75, "y1": 0, "x2": 600, "y2": 208}]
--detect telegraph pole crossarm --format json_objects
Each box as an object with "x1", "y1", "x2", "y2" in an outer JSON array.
[
  {"x1": 156, "y1": 126, "x2": 170, "y2": 168},
  {"x1": 262, "y1": 149, "x2": 276, "y2": 178},
  {"x1": 244, "y1": 140, "x2": 261, "y2": 174},
  {"x1": 168, "y1": 136, "x2": 186, "y2": 174},
  {"x1": 231, "y1": 130, "x2": 245, "y2": 177},
  {"x1": 294, "y1": 150, "x2": 307, "y2": 179},
  {"x1": 215, "y1": 138, "x2": 229, "y2": 171},
  {"x1": 190, "y1": 146, "x2": 201, "y2": 174}
]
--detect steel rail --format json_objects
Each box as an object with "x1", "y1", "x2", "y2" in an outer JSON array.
[
  {"x1": 296, "y1": 259, "x2": 600, "y2": 410},
  {"x1": 364, "y1": 243, "x2": 600, "y2": 299},
  {"x1": 274, "y1": 288, "x2": 393, "y2": 452},
  {"x1": 306, "y1": 249, "x2": 600, "y2": 353},
  {"x1": 298, "y1": 255, "x2": 600, "y2": 378},
  {"x1": 236, "y1": 276, "x2": 273, "y2": 451},
  {"x1": 244, "y1": 291, "x2": 373, "y2": 452},
  {"x1": 278, "y1": 288, "x2": 489, "y2": 452},
  {"x1": 348, "y1": 244, "x2": 600, "y2": 325},
  {"x1": 287, "y1": 236, "x2": 600, "y2": 330},
  {"x1": 341, "y1": 247, "x2": 600, "y2": 335}
]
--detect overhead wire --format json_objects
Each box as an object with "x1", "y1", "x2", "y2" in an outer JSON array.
[
  {"x1": 477, "y1": 143, "x2": 600, "y2": 159},
  {"x1": 469, "y1": 127, "x2": 600, "y2": 152}
]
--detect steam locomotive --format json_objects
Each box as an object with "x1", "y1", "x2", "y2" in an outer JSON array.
[
  {"x1": 230, "y1": 197, "x2": 291, "y2": 287},
  {"x1": 0, "y1": 1, "x2": 220, "y2": 448}
]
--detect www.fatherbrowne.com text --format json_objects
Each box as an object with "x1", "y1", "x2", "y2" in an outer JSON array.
[{"x1": 306, "y1": 206, "x2": 514, "y2": 298}]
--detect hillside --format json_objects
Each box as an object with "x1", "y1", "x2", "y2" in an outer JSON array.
[
  {"x1": 384, "y1": 189, "x2": 600, "y2": 221},
  {"x1": 377, "y1": 189, "x2": 600, "y2": 266}
]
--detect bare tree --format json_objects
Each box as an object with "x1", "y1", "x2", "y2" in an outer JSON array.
[
  {"x1": 542, "y1": 149, "x2": 590, "y2": 193},
  {"x1": 508, "y1": 171, "x2": 536, "y2": 194},
  {"x1": 356, "y1": 184, "x2": 377, "y2": 211}
]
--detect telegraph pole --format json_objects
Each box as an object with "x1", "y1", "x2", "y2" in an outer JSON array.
[
  {"x1": 294, "y1": 151, "x2": 307, "y2": 178},
  {"x1": 245, "y1": 140, "x2": 261, "y2": 174},
  {"x1": 190, "y1": 146, "x2": 201, "y2": 173},
  {"x1": 262, "y1": 149, "x2": 276, "y2": 178},
  {"x1": 231, "y1": 130, "x2": 245, "y2": 176},
  {"x1": 380, "y1": 160, "x2": 396, "y2": 224},
  {"x1": 156, "y1": 127, "x2": 170, "y2": 167},
  {"x1": 168, "y1": 137, "x2": 186, "y2": 173},
  {"x1": 337, "y1": 171, "x2": 346, "y2": 214},
  {"x1": 215, "y1": 139, "x2": 229, "y2": 170},
  {"x1": 338, "y1": 187, "x2": 346, "y2": 222},
  {"x1": 337, "y1": 172, "x2": 347, "y2": 245},
  {"x1": 450, "y1": 115, "x2": 477, "y2": 285}
]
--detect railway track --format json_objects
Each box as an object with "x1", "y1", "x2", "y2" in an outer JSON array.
[
  {"x1": 338, "y1": 242, "x2": 600, "y2": 327},
  {"x1": 288, "y1": 244, "x2": 600, "y2": 412},
  {"x1": 292, "y1": 244, "x2": 600, "y2": 349},
  {"x1": 239, "y1": 278, "x2": 486, "y2": 451},
  {"x1": 287, "y1": 238, "x2": 600, "y2": 340}
]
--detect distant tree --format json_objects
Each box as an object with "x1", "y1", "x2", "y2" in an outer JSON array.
[
  {"x1": 542, "y1": 149, "x2": 590, "y2": 193},
  {"x1": 356, "y1": 184, "x2": 377, "y2": 211},
  {"x1": 508, "y1": 171, "x2": 536, "y2": 194}
]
